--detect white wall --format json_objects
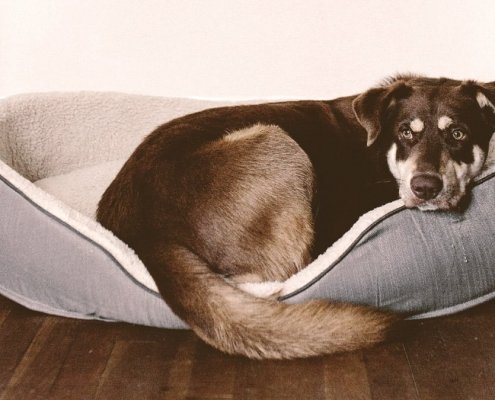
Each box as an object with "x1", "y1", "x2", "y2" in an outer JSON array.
[{"x1": 2, "y1": 0, "x2": 495, "y2": 100}]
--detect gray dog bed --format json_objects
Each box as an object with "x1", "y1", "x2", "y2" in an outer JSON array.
[{"x1": 1, "y1": 92, "x2": 495, "y2": 329}]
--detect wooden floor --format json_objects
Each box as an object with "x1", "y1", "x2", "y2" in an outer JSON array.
[{"x1": 0, "y1": 295, "x2": 494, "y2": 400}]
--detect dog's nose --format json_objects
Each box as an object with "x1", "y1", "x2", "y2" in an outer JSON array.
[{"x1": 410, "y1": 174, "x2": 443, "y2": 200}]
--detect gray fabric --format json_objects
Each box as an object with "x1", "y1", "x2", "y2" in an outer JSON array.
[
  {"x1": 283, "y1": 173, "x2": 495, "y2": 318},
  {"x1": 0, "y1": 174, "x2": 187, "y2": 329}
]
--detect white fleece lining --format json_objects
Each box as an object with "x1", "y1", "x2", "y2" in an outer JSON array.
[{"x1": 1, "y1": 92, "x2": 494, "y2": 301}]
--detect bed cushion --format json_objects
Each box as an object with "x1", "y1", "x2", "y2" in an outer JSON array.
[{"x1": 0, "y1": 92, "x2": 494, "y2": 328}]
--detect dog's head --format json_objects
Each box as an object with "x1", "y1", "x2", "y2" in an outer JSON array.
[{"x1": 353, "y1": 75, "x2": 495, "y2": 210}]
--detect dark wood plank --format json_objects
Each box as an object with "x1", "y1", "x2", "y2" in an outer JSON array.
[
  {"x1": 1, "y1": 295, "x2": 495, "y2": 399},
  {"x1": 476, "y1": 302, "x2": 495, "y2": 396},
  {"x1": 114, "y1": 322, "x2": 183, "y2": 342},
  {"x1": 405, "y1": 303, "x2": 495, "y2": 400},
  {"x1": 0, "y1": 296, "x2": 12, "y2": 307},
  {"x1": 323, "y1": 351, "x2": 372, "y2": 400},
  {"x1": 234, "y1": 355, "x2": 325, "y2": 400},
  {"x1": 363, "y1": 342, "x2": 418, "y2": 400},
  {"x1": 162, "y1": 332, "x2": 198, "y2": 400},
  {"x1": 0, "y1": 296, "x2": 12, "y2": 328},
  {"x1": 0, "y1": 306, "x2": 46, "y2": 394},
  {"x1": 185, "y1": 341, "x2": 238, "y2": 399},
  {"x1": 94, "y1": 335, "x2": 182, "y2": 400},
  {"x1": 48, "y1": 321, "x2": 117, "y2": 400},
  {"x1": 0, "y1": 317, "x2": 80, "y2": 400},
  {"x1": 0, "y1": 295, "x2": 14, "y2": 311}
]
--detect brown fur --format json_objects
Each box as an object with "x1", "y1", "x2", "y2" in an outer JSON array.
[
  {"x1": 97, "y1": 105, "x2": 397, "y2": 359},
  {"x1": 97, "y1": 76, "x2": 494, "y2": 359}
]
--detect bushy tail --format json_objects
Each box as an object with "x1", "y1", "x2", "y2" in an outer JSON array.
[{"x1": 143, "y1": 243, "x2": 399, "y2": 359}]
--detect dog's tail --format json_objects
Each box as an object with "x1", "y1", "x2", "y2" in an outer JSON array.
[{"x1": 143, "y1": 243, "x2": 398, "y2": 360}]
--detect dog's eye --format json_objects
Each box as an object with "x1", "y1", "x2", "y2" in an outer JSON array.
[
  {"x1": 400, "y1": 128, "x2": 414, "y2": 140},
  {"x1": 451, "y1": 129, "x2": 466, "y2": 141}
]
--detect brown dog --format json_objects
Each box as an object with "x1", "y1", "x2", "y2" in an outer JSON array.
[{"x1": 97, "y1": 75, "x2": 494, "y2": 359}]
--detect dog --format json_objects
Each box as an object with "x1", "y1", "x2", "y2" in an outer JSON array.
[{"x1": 97, "y1": 75, "x2": 494, "y2": 359}]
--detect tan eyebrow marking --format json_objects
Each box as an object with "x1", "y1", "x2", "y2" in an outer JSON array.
[
  {"x1": 410, "y1": 118, "x2": 424, "y2": 132},
  {"x1": 438, "y1": 116, "x2": 453, "y2": 130}
]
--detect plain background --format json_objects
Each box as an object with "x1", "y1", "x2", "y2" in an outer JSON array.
[{"x1": 1, "y1": 0, "x2": 495, "y2": 100}]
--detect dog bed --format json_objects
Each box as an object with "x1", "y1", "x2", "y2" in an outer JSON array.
[{"x1": 1, "y1": 92, "x2": 495, "y2": 329}]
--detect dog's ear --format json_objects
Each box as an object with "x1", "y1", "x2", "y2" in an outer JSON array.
[
  {"x1": 461, "y1": 80, "x2": 495, "y2": 122},
  {"x1": 353, "y1": 82, "x2": 412, "y2": 146}
]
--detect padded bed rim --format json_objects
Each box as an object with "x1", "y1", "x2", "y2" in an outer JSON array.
[
  {"x1": 280, "y1": 171, "x2": 495, "y2": 302},
  {"x1": 0, "y1": 171, "x2": 161, "y2": 299},
  {"x1": 2, "y1": 153, "x2": 494, "y2": 315}
]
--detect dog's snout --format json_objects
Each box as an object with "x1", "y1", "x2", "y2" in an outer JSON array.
[{"x1": 410, "y1": 174, "x2": 443, "y2": 200}]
